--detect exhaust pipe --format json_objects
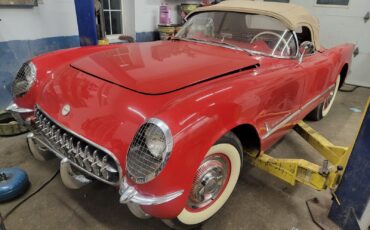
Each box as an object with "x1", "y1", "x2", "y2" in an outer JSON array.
[{"x1": 60, "y1": 158, "x2": 92, "y2": 189}]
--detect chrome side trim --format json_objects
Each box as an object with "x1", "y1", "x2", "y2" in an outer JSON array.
[
  {"x1": 262, "y1": 84, "x2": 335, "y2": 140},
  {"x1": 33, "y1": 105, "x2": 123, "y2": 185},
  {"x1": 119, "y1": 177, "x2": 183, "y2": 205}
]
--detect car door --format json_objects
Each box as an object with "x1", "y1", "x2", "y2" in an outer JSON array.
[
  {"x1": 256, "y1": 58, "x2": 306, "y2": 148},
  {"x1": 299, "y1": 50, "x2": 334, "y2": 107}
]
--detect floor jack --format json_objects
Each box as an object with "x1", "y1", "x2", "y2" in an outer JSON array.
[
  {"x1": 246, "y1": 121, "x2": 352, "y2": 229},
  {"x1": 247, "y1": 120, "x2": 350, "y2": 193},
  {"x1": 246, "y1": 98, "x2": 370, "y2": 230}
]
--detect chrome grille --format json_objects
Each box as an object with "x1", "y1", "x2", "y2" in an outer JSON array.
[
  {"x1": 127, "y1": 123, "x2": 166, "y2": 184},
  {"x1": 35, "y1": 108, "x2": 120, "y2": 184},
  {"x1": 12, "y1": 63, "x2": 33, "y2": 97}
]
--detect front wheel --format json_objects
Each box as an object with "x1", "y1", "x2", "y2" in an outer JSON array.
[
  {"x1": 162, "y1": 132, "x2": 242, "y2": 229},
  {"x1": 307, "y1": 75, "x2": 340, "y2": 121}
]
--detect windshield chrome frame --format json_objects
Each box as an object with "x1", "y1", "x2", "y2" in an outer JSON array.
[
  {"x1": 175, "y1": 11, "x2": 301, "y2": 60},
  {"x1": 175, "y1": 31, "x2": 300, "y2": 60}
]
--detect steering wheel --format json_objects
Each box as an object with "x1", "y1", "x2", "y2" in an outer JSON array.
[{"x1": 250, "y1": 31, "x2": 290, "y2": 56}]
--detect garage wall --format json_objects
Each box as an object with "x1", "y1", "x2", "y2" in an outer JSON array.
[
  {"x1": 288, "y1": 0, "x2": 370, "y2": 87},
  {"x1": 134, "y1": 0, "x2": 196, "y2": 41},
  {"x1": 0, "y1": 0, "x2": 80, "y2": 109}
]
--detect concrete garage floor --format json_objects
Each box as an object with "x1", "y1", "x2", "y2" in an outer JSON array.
[{"x1": 1, "y1": 87, "x2": 369, "y2": 230}]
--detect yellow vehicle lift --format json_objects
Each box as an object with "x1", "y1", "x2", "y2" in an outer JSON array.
[{"x1": 246, "y1": 121, "x2": 350, "y2": 193}]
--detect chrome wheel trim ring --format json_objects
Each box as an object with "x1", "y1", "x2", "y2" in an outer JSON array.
[{"x1": 187, "y1": 154, "x2": 230, "y2": 211}]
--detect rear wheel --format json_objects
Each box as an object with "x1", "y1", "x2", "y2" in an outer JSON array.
[
  {"x1": 162, "y1": 132, "x2": 242, "y2": 229},
  {"x1": 307, "y1": 75, "x2": 340, "y2": 121}
]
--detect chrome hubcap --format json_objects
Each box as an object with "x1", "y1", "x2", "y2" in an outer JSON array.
[{"x1": 188, "y1": 154, "x2": 229, "y2": 210}]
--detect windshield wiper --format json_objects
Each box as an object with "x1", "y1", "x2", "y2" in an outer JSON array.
[
  {"x1": 171, "y1": 36, "x2": 183, "y2": 41},
  {"x1": 172, "y1": 37, "x2": 209, "y2": 43},
  {"x1": 207, "y1": 39, "x2": 253, "y2": 55},
  {"x1": 172, "y1": 37, "x2": 253, "y2": 55}
]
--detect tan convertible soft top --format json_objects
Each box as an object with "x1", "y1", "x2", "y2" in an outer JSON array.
[{"x1": 189, "y1": 0, "x2": 321, "y2": 49}]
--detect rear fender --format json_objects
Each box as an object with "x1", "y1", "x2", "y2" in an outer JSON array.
[{"x1": 325, "y1": 43, "x2": 354, "y2": 83}]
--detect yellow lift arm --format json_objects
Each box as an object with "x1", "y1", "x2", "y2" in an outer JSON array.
[{"x1": 247, "y1": 121, "x2": 350, "y2": 191}]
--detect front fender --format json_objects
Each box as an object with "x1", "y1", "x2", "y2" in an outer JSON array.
[
  {"x1": 14, "y1": 45, "x2": 121, "y2": 109},
  {"x1": 133, "y1": 77, "x2": 261, "y2": 218}
]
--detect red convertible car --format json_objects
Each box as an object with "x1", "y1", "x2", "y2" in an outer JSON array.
[{"x1": 8, "y1": 1, "x2": 353, "y2": 229}]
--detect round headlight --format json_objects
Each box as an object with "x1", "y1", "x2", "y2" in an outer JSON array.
[
  {"x1": 126, "y1": 118, "x2": 173, "y2": 184},
  {"x1": 12, "y1": 62, "x2": 37, "y2": 97},
  {"x1": 145, "y1": 125, "x2": 166, "y2": 159}
]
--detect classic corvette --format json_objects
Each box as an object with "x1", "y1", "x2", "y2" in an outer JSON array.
[{"x1": 7, "y1": 1, "x2": 353, "y2": 229}]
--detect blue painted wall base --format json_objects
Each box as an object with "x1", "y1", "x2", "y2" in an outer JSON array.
[{"x1": 329, "y1": 100, "x2": 370, "y2": 229}]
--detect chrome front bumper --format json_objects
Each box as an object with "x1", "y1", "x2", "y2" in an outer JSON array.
[
  {"x1": 6, "y1": 103, "x2": 34, "y2": 126},
  {"x1": 9, "y1": 103, "x2": 183, "y2": 207},
  {"x1": 119, "y1": 177, "x2": 183, "y2": 206}
]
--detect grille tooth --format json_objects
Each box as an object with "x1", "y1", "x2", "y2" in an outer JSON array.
[{"x1": 35, "y1": 108, "x2": 120, "y2": 184}]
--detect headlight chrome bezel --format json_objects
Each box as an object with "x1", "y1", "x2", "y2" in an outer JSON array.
[
  {"x1": 12, "y1": 62, "x2": 37, "y2": 97},
  {"x1": 126, "y1": 118, "x2": 173, "y2": 184}
]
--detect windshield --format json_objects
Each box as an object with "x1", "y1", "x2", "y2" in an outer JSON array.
[{"x1": 176, "y1": 12, "x2": 298, "y2": 58}]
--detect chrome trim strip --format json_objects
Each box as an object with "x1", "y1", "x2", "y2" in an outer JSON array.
[
  {"x1": 119, "y1": 177, "x2": 183, "y2": 205},
  {"x1": 176, "y1": 35, "x2": 300, "y2": 60},
  {"x1": 6, "y1": 102, "x2": 34, "y2": 126},
  {"x1": 262, "y1": 84, "x2": 335, "y2": 140},
  {"x1": 126, "y1": 118, "x2": 174, "y2": 184},
  {"x1": 34, "y1": 105, "x2": 123, "y2": 185},
  {"x1": 293, "y1": 31, "x2": 300, "y2": 57},
  {"x1": 147, "y1": 118, "x2": 174, "y2": 154},
  {"x1": 6, "y1": 103, "x2": 34, "y2": 113},
  {"x1": 272, "y1": 30, "x2": 288, "y2": 56}
]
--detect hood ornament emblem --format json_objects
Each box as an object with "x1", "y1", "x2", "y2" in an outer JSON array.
[{"x1": 61, "y1": 104, "x2": 71, "y2": 116}]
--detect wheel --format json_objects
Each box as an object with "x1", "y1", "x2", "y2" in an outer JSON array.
[
  {"x1": 307, "y1": 75, "x2": 340, "y2": 121},
  {"x1": 162, "y1": 132, "x2": 242, "y2": 229}
]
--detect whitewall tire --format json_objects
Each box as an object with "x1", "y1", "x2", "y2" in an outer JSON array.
[
  {"x1": 321, "y1": 76, "x2": 340, "y2": 117},
  {"x1": 162, "y1": 132, "x2": 242, "y2": 229},
  {"x1": 307, "y1": 75, "x2": 340, "y2": 121}
]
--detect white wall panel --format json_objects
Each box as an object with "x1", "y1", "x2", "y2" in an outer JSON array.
[
  {"x1": 291, "y1": 0, "x2": 370, "y2": 87},
  {"x1": 0, "y1": 0, "x2": 78, "y2": 42}
]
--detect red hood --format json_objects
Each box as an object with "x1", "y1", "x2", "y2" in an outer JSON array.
[{"x1": 71, "y1": 41, "x2": 259, "y2": 94}]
